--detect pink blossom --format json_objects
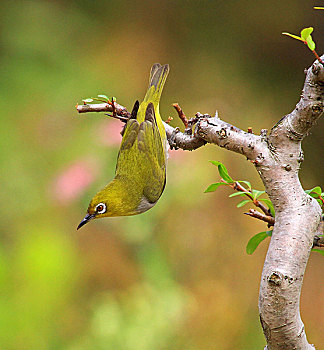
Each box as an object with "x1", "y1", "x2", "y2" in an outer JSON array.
[
  {"x1": 97, "y1": 119, "x2": 122, "y2": 146},
  {"x1": 168, "y1": 147, "x2": 186, "y2": 161},
  {"x1": 52, "y1": 160, "x2": 96, "y2": 203}
]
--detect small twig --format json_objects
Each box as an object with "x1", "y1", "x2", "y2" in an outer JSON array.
[
  {"x1": 312, "y1": 50, "x2": 324, "y2": 65},
  {"x1": 318, "y1": 195, "x2": 324, "y2": 205},
  {"x1": 105, "y1": 113, "x2": 129, "y2": 123},
  {"x1": 104, "y1": 97, "x2": 125, "y2": 121},
  {"x1": 313, "y1": 235, "x2": 324, "y2": 247},
  {"x1": 228, "y1": 181, "x2": 273, "y2": 217},
  {"x1": 245, "y1": 209, "x2": 275, "y2": 226},
  {"x1": 111, "y1": 97, "x2": 117, "y2": 118},
  {"x1": 76, "y1": 102, "x2": 131, "y2": 119},
  {"x1": 313, "y1": 220, "x2": 324, "y2": 247},
  {"x1": 173, "y1": 103, "x2": 188, "y2": 128}
]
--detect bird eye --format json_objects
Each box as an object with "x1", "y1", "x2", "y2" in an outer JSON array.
[{"x1": 95, "y1": 203, "x2": 106, "y2": 214}]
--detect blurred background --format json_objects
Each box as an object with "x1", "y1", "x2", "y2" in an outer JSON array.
[{"x1": 1, "y1": 1, "x2": 324, "y2": 349}]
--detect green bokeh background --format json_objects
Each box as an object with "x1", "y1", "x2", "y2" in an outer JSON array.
[{"x1": 1, "y1": 1, "x2": 324, "y2": 349}]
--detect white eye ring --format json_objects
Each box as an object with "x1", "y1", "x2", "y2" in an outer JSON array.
[{"x1": 95, "y1": 202, "x2": 107, "y2": 214}]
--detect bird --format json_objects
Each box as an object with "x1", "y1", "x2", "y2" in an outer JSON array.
[{"x1": 77, "y1": 63, "x2": 169, "y2": 230}]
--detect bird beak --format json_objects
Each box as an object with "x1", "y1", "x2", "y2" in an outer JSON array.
[{"x1": 77, "y1": 213, "x2": 95, "y2": 230}]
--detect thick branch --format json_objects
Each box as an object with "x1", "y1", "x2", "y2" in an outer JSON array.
[
  {"x1": 164, "y1": 112, "x2": 269, "y2": 161},
  {"x1": 287, "y1": 58, "x2": 324, "y2": 137},
  {"x1": 163, "y1": 122, "x2": 207, "y2": 150},
  {"x1": 196, "y1": 115, "x2": 267, "y2": 160},
  {"x1": 270, "y1": 55, "x2": 324, "y2": 143},
  {"x1": 76, "y1": 102, "x2": 267, "y2": 160},
  {"x1": 256, "y1": 57, "x2": 324, "y2": 350}
]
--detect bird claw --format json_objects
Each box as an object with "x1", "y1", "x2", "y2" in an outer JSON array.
[{"x1": 169, "y1": 127, "x2": 180, "y2": 150}]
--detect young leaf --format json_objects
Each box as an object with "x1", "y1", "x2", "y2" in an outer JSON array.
[
  {"x1": 306, "y1": 37, "x2": 315, "y2": 51},
  {"x1": 237, "y1": 180, "x2": 251, "y2": 190},
  {"x1": 229, "y1": 191, "x2": 246, "y2": 198},
  {"x1": 312, "y1": 249, "x2": 324, "y2": 257},
  {"x1": 209, "y1": 161, "x2": 233, "y2": 183},
  {"x1": 305, "y1": 186, "x2": 322, "y2": 197},
  {"x1": 300, "y1": 27, "x2": 313, "y2": 41},
  {"x1": 204, "y1": 182, "x2": 228, "y2": 193},
  {"x1": 98, "y1": 94, "x2": 109, "y2": 100},
  {"x1": 237, "y1": 199, "x2": 251, "y2": 208},
  {"x1": 82, "y1": 98, "x2": 93, "y2": 103},
  {"x1": 251, "y1": 189, "x2": 265, "y2": 200},
  {"x1": 246, "y1": 231, "x2": 269, "y2": 255},
  {"x1": 258, "y1": 198, "x2": 275, "y2": 217},
  {"x1": 282, "y1": 32, "x2": 303, "y2": 42},
  {"x1": 209, "y1": 160, "x2": 222, "y2": 167}
]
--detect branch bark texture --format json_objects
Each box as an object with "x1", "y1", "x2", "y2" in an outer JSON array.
[
  {"x1": 77, "y1": 56, "x2": 324, "y2": 349},
  {"x1": 255, "y1": 58, "x2": 324, "y2": 350}
]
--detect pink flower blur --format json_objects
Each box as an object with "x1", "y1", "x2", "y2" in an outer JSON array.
[
  {"x1": 52, "y1": 161, "x2": 95, "y2": 203},
  {"x1": 98, "y1": 119, "x2": 122, "y2": 146},
  {"x1": 168, "y1": 147, "x2": 186, "y2": 161}
]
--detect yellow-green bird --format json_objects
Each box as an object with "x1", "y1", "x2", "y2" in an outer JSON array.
[{"x1": 77, "y1": 63, "x2": 169, "y2": 229}]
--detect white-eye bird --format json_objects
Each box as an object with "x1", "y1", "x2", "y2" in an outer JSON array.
[{"x1": 77, "y1": 63, "x2": 169, "y2": 229}]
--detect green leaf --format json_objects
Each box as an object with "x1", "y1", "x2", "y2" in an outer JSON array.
[
  {"x1": 306, "y1": 37, "x2": 315, "y2": 51},
  {"x1": 98, "y1": 94, "x2": 109, "y2": 100},
  {"x1": 300, "y1": 27, "x2": 313, "y2": 40},
  {"x1": 229, "y1": 192, "x2": 246, "y2": 198},
  {"x1": 258, "y1": 199, "x2": 275, "y2": 217},
  {"x1": 282, "y1": 32, "x2": 304, "y2": 42},
  {"x1": 312, "y1": 249, "x2": 324, "y2": 256},
  {"x1": 204, "y1": 182, "x2": 228, "y2": 193},
  {"x1": 251, "y1": 189, "x2": 265, "y2": 200},
  {"x1": 82, "y1": 98, "x2": 93, "y2": 103},
  {"x1": 237, "y1": 181, "x2": 251, "y2": 190},
  {"x1": 246, "y1": 231, "x2": 270, "y2": 255},
  {"x1": 237, "y1": 199, "x2": 251, "y2": 208},
  {"x1": 305, "y1": 186, "x2": 322, "y2": 197},
  {"x1": 209, "y1": 160, "x2": 233, "y2": 183}
]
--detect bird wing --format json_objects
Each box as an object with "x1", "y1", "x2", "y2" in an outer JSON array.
[{"x1": 115, "y1": 103, "x2": 166, "y2": 204}]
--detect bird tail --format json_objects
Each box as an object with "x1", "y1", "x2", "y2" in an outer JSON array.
[{"x1": 143, "y1": 63, "x2": 169, "y2": 105}]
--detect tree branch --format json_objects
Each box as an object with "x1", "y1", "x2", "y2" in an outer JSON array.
[
  {"x1": 313, "y1": 219, "x2": 324, "y2": 247},
  {"x1": 256, "y1": 56, "x2": 324, "y2": 350},
  {"x1": 245, "y1": 209, "x2": 275, "y2": 225},
  {"x1": 278, "y1": 58, "x2": 324, "y2": 139},
  {"x1": 76, "y1": 101, "x2": 130, "y2": 118},
  {"x1": 229, "y1": 181, "x2": 273, "y2": 217}
]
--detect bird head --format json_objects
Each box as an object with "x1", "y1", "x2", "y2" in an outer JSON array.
[
  {"x1": 77, "y1": 197, "x2": 109, "y2": 230},
  {"x1": 77, "y1": 179, "x2": 139, "y2": 229}
]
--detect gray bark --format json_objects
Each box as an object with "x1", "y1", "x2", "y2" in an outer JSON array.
[{"x1": 170, "y1": 57, "x2": 324, "y2": 350}]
